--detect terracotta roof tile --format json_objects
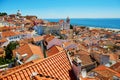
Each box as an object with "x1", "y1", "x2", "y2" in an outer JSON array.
[
  {"x1": 33, "y1": 75, "x2": 55, "y2": 80},
  {"x1": 76, "y1": 50, "x2": 89, "y2": 55},
  {"x1": 32, "y1": 35, "x2": 45, "y2": 43},
  {"x1": 0, "y1": 26, "x2": 16, "y2": 32},
  {"x1": 60, "y1": 30, "x2": 67, "y2": 34},
  {"x1": 13, "y1": 43, "x2": 44, "y2": 62},
  {"x1": 0, "y1": 38, "x2": 7, "y2": 43},
  {"x1": 110, "y1": 62, "x2": 120, "y2": 73},
  {"x1": 109, "y1": 53, "x2": 119, "y2": 61},
  {"x1": 92, "y1": 65, "x2": 120, "y2": 79},
  {"x1": 44, "y1": 35, "x2": 55, "y2": 43},
  {"x1": 0, "y1": 48, "x2": 4, "y2": 52},
  {"x1": 46, "y1": 46, "x2": 63, "y2": 57},
  {"x1": 0, "y1": 51, "x2": 76, "y2": 80},
  {"x1": 1, "y1": 31, "x2": 19, "y2": 38},
  {"x1": 74, "y1": 53, "x2": 93, "y2": 66}
]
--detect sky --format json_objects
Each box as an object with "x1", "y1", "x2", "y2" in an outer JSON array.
[{"x1": 0, "y1": 0, "x2": 120, "y2": 18}]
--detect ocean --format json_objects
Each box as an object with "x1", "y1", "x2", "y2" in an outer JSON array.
[{"x1": 45, "y1": 18, "x2": 120, "y2": 30}]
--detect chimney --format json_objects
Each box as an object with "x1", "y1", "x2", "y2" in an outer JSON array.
[
  {"x1": 66, "y1": 51, "x2": 82, "y2": 80},
  {"x1": 72, "y1": 56, "x2": 82, "y2": 80},
  {"x1": 42, "y1": 40, "x2": 47, "y2": 58}
]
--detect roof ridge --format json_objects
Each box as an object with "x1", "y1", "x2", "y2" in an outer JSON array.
[
  {"x1": 107, "y1": 67, "x2": 120, "y2": 75},
  {"x1": 56, "y1": 46, "x2": 63, "y2": 51},
  {"x1": 27, "y1": 43, "x2": 35, "y2": 55},
  {"x1": 28, "y1": 43, "x2": 41, "y2": 55},
  {"x1": 16, "y1": 43, "x2": 33, "y2": 55}
]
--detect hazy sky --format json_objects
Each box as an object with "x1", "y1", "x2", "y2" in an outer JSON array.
[{"x1": 0, "y1": 0, "x2": 120, "y2": 18}]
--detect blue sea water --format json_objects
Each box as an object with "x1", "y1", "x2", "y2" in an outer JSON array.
[{"x1": 45, "y1": 18, "x2": 120, "y2": 30}]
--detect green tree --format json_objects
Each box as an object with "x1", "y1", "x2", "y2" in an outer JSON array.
[
  {"x1": 70, "y1": 24, "x2": 73, "y2": 29},
  {"x1": 0, "y1": 57, "x2": 14, "y2": 65},
  {"x1": 0, "y1": 12, "x2": 7, "y2": 16},
  {"x1": 5, "y1": 41, "x2": 19, "y2": 59}
]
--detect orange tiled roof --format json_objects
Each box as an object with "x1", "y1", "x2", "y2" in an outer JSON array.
[
  {"x1": 33, "y1": 75, "x2": 55, "y2": 80},
  {"x1": 44, "y1": 35, "x2": 55, "y2": 43},
  {"x1": 77, "y1": 50, "x2": 89, "y2": 55},
  {"x1": 13, "y1": 43, "x2": 44, "y2": 62},
  {"x1": 109, "y1": 53, "x2": 119, "y2": 61},
  {"x1": 63, "y1": 41, "x2": 71, "y2": 47},
  {"x1": 1, "y1": 31, "x2": 24, "y2": 38},
  {"x1": 24, "y1": 19, "x2": 33, "y2": 24},
  {"x1": 47, "y1": 22, "x2": 58, "y2": 26},
  {"x1": 0, "y1": 26, "x2": 11, "y2": 31},
  {"x1": 93, "y1": 65, "x2": 120, "y2": 78},
  {"x1": 32, "y1": 35, "x2": 45, "y2": 43},
  {"x1": 18, "y1": 39, "x2": 29, "y2": 45},
  {"x1": 0, "y1": 50, "x2": 76, "y2": 80},
  {"x1": 75, "y1": 54, "x2": 93, "y2": 66},
  {"x1": 110, "y1": 62, "x2": 120, "y2": 73},
  {"x1": 46, "y1": 45, "x2": 63, "y2": 57},
  {"x1": 60, "y1": 30, "x2": 67, "y2": 34},
  {"x1": 1, "y1": 31, "x2": 16, "y2": 38},
  {"x1": 0, "y1": 48, "x2": 4, "y2": 52},
  {"x1": 14, "y1": 31, "x2": 23, "y2": 35},
  {"x1": 0, "y1": 38, "x2": 7, "y2": 43}
]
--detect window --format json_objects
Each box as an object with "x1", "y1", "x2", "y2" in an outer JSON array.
[
  {"x1": 14, "y1": 36, "x2": 18, "y2": 39},
  {"x1": 9, "y1": 37, "x2": 13, "y2": 40}
]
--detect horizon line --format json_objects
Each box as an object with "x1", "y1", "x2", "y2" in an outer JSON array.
[{"x1": 43, "y1": 17, "x2": 120, "y2": 19}]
